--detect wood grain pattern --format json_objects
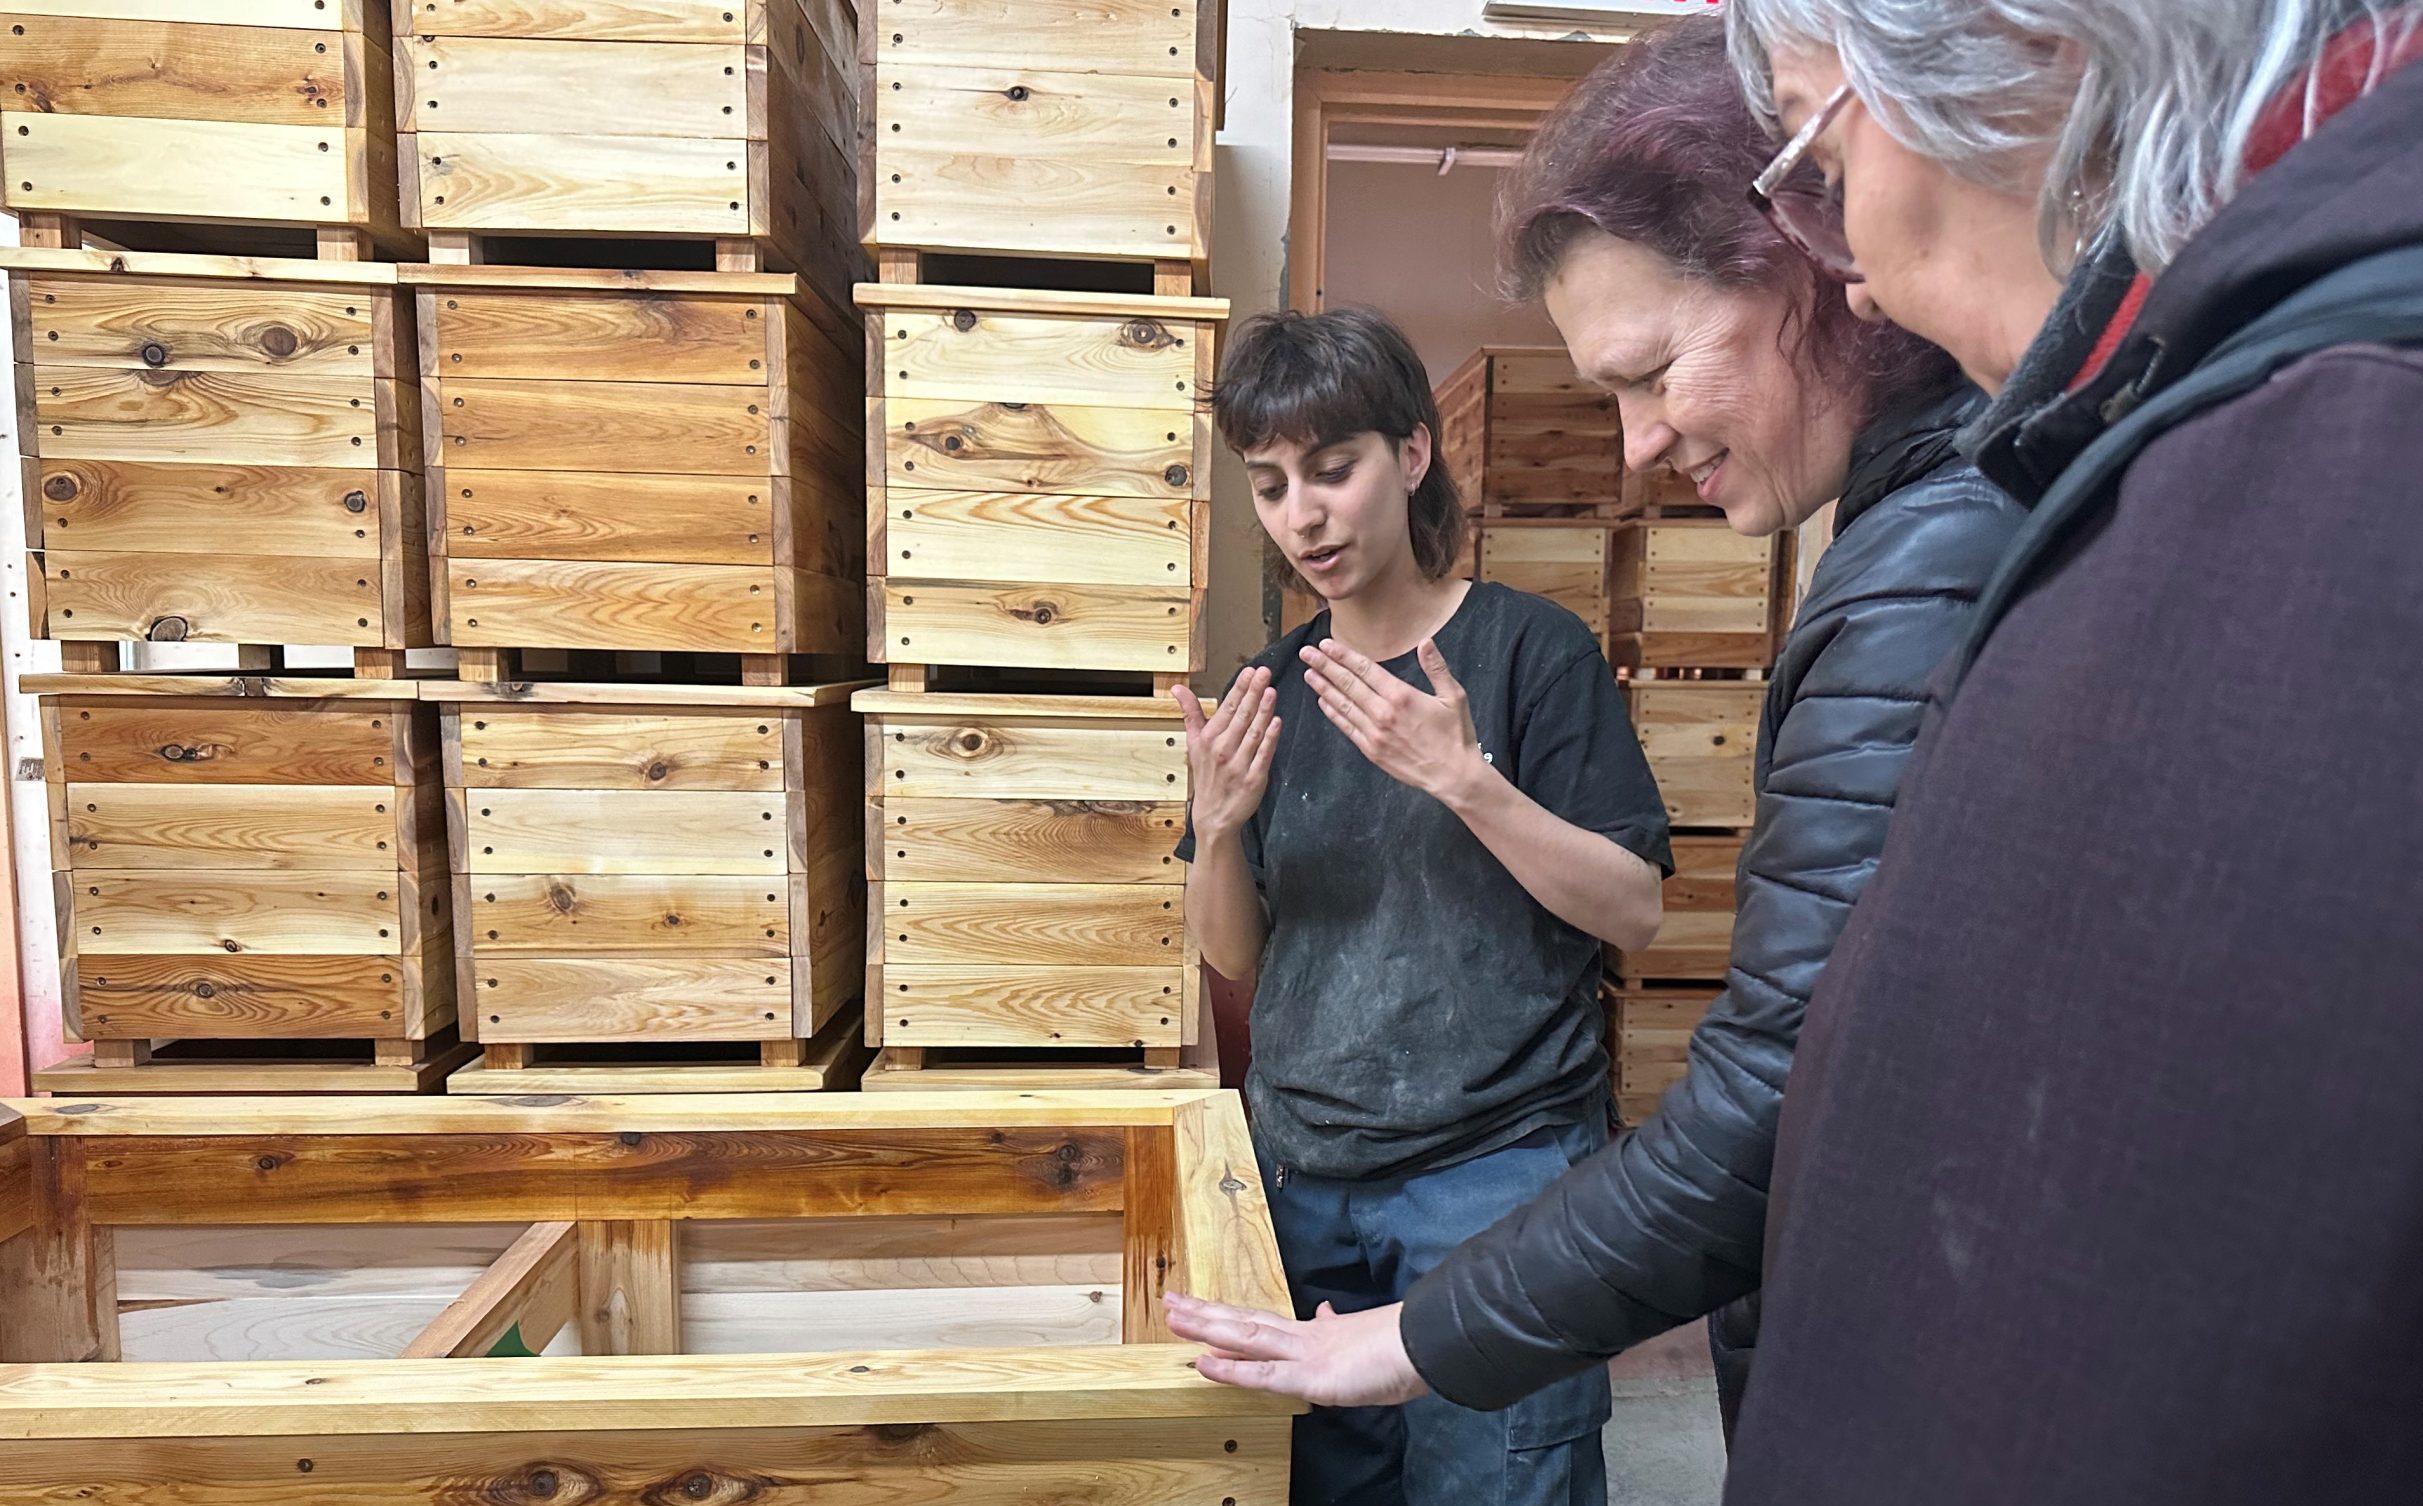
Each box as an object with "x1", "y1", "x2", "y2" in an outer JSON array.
[
  {"x1": 1171, "y1": 1094, "x2": 1290, "y2": 1314},
  {"x1": 879, "y1": 0, "x2": 1201, "y2": 75},
  {"x1": 1, "y1": 1, "x2": 345, "y2": 25},
  {"x1": 454, "y1": 707, "x2": 783, "y2": 791},
  {"x1": 56, "y1": 700, "x2": 399, "y2": 785},
  {"x1": 42, "y1": 548, "x2": 388, "y2": 644},
  {"x1": 24, "y1": 277, "x2": 377, "y2": 373},
  {"x1": 574, "y1": 1219, "x2": 680, "y2": 1354},
  {"x1": 1614, "y1": 989, "x2": 1717, "y2": 1112},
  {"x1": 441, "y1": 467, "x2": 777, "y2": 564},
  {"x1": 884, "y1": 579, "x2": 1191, "y2": 672},
  {"x1": 880, "y1": 65, "x2": 1191, "y2": 165},
  {"x1": 69, "y1": 953, "x2": 416, "y2": 1039},
  {"x1": 468, "y1": 873, "x2": 789, "y2": 954},
  {"x1": 401, "y1": 1219, "x2": 576, "y2": 1359},
  {"x1": 3, "y1": 111, "x2": 357, "y2": 223},
  {"x1": 885, "y1": 397, "x2": 1191, "y2": 500},
  {"x1": 1480, "y1": 525, "x2": 1609, "y2": 633},
  {"x1": 446, "y1": 558, "x2": 789, "y2": 653},
  {"x1": 398, "y1": 35, "x2": 747, "y2": 137},
  {"x1": 412, "y1": 129, "x2": 751, "y2": 233},
  {"x1": 1629, "y1": 522, "x2": 1774, "y2": 634},
  {"x1": 879, "y1": 305, "x2": 1198, "y2": 410},
  {"x1": 427, "y1": 288, "x2": 767, "y2": 383},
  {"x1": 874, "y1": 716, "x2": 1185, "y2": 801},
  {"x1": 881, "y1": 798, "x2": 1184, "y2": 884},
  {"x1": 881, "y1": 966, "x2": 1186, "y2": 1048},
  {"x1": 883, "y1": 882, "x2": 1180, "y2": 967},
  {"x1": 686, "y1": 1282, "x2": 1121, "y2": 1352},
  {"x1": 434, "y1": 375, "x2": 768, "y2": 474},
  {"x1": 886, "y1": 489, "x2": 1189, "y2": 587},
  {"x1": 1627, "y1": 683, "x2": 1762, "y2": 830},
  {"x1": 684, "y1": 1213, "x2": 1122, "y2": 1292},
  {"x1": 461, "y1": 788, "x2": 788, "y2": 875},
  {"x1": 34, "y1": 459, "x2": 389, "y2": 558},
  {"x1": 401, "y1": 0, "x2": 750, "y2": 43},
  {"x1": 72, "y1": 871, "x2": 408, "y2": 955},
  {"x1": 66, "y1": 783, "x2": 401, "y2": 871},
  {"x1": 0, "y1": 1116, "x2": 30, "y2": 1250},
  {"x1": 1613, "y1": 833, "x2": 1739, "y2": 982},
  {"x1": 34, "y1": 366, "x2": 391, "y2": 468}
]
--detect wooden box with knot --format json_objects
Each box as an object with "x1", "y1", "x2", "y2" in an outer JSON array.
[{"x1": 1626, "y1": 679, "x2": 1766, "y2": 833}]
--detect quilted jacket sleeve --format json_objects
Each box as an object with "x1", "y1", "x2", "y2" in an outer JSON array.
[{"x1": 1395, "y1": 468, "x2": 2025, "y2": 1412}]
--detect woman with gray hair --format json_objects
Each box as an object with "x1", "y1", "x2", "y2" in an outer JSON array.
[{"x1": 1699, "y1": 1, "x2": 2423, "y2": 1500}]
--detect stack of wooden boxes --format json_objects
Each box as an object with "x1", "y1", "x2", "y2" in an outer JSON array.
[
  {"x1": 401, "y1": 0, "x2": 870, "y2": 1094},
  {"x1": 850, "y1": 0, "x2": 1228, "y2": 1089}
]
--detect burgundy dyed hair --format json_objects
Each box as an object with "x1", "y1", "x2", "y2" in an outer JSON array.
[{"x1": 1499, "y1": 14, "x2": 1956, "y2": 414}]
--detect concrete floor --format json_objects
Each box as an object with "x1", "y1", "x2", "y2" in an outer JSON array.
[{"x1": 1602, "y1": 1322, "x2": 1728, "y2": 1506}]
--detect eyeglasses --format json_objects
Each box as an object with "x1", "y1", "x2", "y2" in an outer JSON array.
[{"x1": 1749, "y1": 82, "x2": 1863, "y2": 284}]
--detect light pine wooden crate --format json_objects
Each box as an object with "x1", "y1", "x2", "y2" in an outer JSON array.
[
  {"x1": 395, "y1": 0, "x2": 860, "y2": 299},
  {"x1": 0, "y1": 1, "x2": 411, "y2": 255},
  {"x1": 1626, "y1": 679, "x2": 1764, "y2": 832},
  {"x1": 6, "y1": 248, "x2": 431, "y2": 674},
  {"x1": 1612, "y1": 833, "x2": 1740, "y2": 986},
  {"x1": 410, "y1": 264, "x2": 862, "y2": 677},
  {"x1": 1477, "y1": 520, "x2": 1613, "y2": 637},
  {"x1": 860, "y1": 283, "x2": 1224, "y2": 680},
  {"x1": 856, "y1": 688, "x2": 1196, "y2": 1070},
  {"x1": 1481, "y1": 349, "x2": 1623, "y2": 517},
  {"x1": 1607, "y1": 518, "x2": 1784, "y2": 671},
  {"x1": 26, "y1": 673, "x2": 464, "y2": 1095},
  {"x1": 436, "y1": 680, "x2": 868, "y2": 1089},
  {"x1": 861, "y1": 0, "x2": 1217, "y2": 274},
  {"x1": 1609, "y1": 985, "x2": 1718, "y2": 1126},
  {"x1": 0, "y1": 1092, "x2": 1298, "y2": 1499}
]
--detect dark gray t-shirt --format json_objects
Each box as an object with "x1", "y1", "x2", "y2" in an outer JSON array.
[{"x1": 1179, "y1": 582, "x2": 1672, "y2": 1180}]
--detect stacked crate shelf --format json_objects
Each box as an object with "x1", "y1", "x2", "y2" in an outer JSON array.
[
  {"x1": 395, "y1": 0, "x2": 871, "y2": 1091},
  {"x1": 854, "y1": 0, "x2": 1224, "y2": 1090}
]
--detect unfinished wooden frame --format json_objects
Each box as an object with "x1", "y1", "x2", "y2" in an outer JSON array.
[{"x1": 0, "y1": 1089, "x2": 1297, "y2": 1501}]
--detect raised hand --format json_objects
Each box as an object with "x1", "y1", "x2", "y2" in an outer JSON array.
[
  {"x1": 1300, "y1": 638, "x2": 1486, "y2": 803},
  {"x1": 1164, "y1": 1292, "x2": 1430, "y2": 1409},
  {"x1": 1172, "y1": 667, "x2": 1282, "y2": 842}
]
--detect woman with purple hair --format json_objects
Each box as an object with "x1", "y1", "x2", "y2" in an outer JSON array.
[{"x1": 1165, "y1": 14, "x2": 2025, "y2": 1457}]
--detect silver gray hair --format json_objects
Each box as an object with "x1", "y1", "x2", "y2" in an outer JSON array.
[{"x1": 1727, "y1": 0, "x2": 2422, "y2": 273}]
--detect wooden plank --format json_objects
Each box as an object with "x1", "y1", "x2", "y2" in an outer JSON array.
[
  {"x1": 886, "y1": 397, "x2": 1190, "y2": 498},
  {"x1": 10, "y1": 1093, "x2": 1205, "y2": 1135},
  {"x1": 0, "y1": 1, "x2": 343, "y2": 25},
  {"x1": 34, "y1": 459, "x2": 389, "y2": 558},
  {"x1": 2, "y1": 111, "x2": 356, "y2": 224},
  {"x1": 0, "y1": 1138, "x2": 116, "y2": 1362},
  {"x1": 880, "y1": 0, "x2": 1200, "y2": 75},
  {"x1": 23, "y1": 276, "x2": 377, "y2": 373},
  {"x1": 411, "y1": 129, "x2": 752, "y2": 234},
  {"x1": 1480, "y1": 524, "x2": 1609, "y2": 632},
  {"x1": 1637, "y1": 523, "x2": 1773, "y2": 634},
  {"x1": 403, "y1": 0, "x2": 751, "y2": 42},
  {"x1": 55, "y1": 700, "x2": 397, "y2": 785},
  {"x1": 882, "y1": 798, "x2": 1184, "y2": 885},
  {"x1": 0, "y1": 1111, "x2": 29, "y2": 1248},
  {"x1": 32, "y1": 367, "x2": 391, "y2": 468},
  {"x1": 446, "y1": 558, "x2": 790, "y2": 653},
  {"x1": 881, "y1": 966, "x2": 1186, "y2": 1048},
  {"x1": 886, "y1": 488, "x2": 1190, "y2": 586},
  {"x1": 884, "y1": 883, "x2": 1179, "y2": 967},
  {"x1": 442, "y1": 467, "x2": 778, "y2": 565},
  {"x1": 1627, "y1": 683, "x2": 1762, "y2": 830},
  {"x1": 64, "y1": 783, "x2": 401, "y2": 871},
  {"x1": 879, "y1": 64, "x2": 1192, "y2": 164},
  {"x1": 884, "y1": 579, "x2": 1191, "y2": 672},
  {"x1": 572, "y1": 1219, "x2": 680, "y2": 1355},
  {"x1": 1170, "y1": 1094, "x2": 1290, "y2": 1313},
  {"x1": 684, "y1": 1212, "x2": 1122, "y2": 1292},
  {"x1": 455, "y1": 707, "x2": 784, "y2": 791},
  {"x1": 1121, "y1": 1124, "x2": 1178, "y2": 1343},
  {"x1": 687, "y1": 1282, "x2": 1120, "y2": 1351},
  {"x1": 27, "y1": 675, "x2": 428, "y2": 700},
  {"x1": 435, "y1": 678, "x2": 865, "y2": 709},
  {"x1": 402, "y1": 1221, "x2": 577, "y2": 1358},
  {"x1": 466, "y1": 874, "x2": 789, "y2": 954},
  {"x1": 435, "y1": 375, "x2": 769, "y2": 474},
  {"x1": 398, "y1": 35, "x2": 747, "y2": 137},
  {"x1": 853, "y1": 690, "x2": 1179, "y2": 720},
  {"x1": 69, "y1": 954, "x2": 419, "y2": 1040},
  {"x1": 63, "y1": 1126, "x2": 1130, "y2": 1225},
  {"x1": 880, "y1": 305, "x2": 1198, "y2": 410},
  {"x1": 40, "y1": 548, "x2": 388, "y2": 644},
  {"x1": 461, "y1": 788, "x2": 787, "y2": 875},
  {"x1": 875, "y1": 716, "x2": 1184, "y2": 802},
  {"x1": 472, "y1": 957, "x2": 792, "y2": 1042},
  {"x1": 426, "y1": 287, "x2": 768, "y2": 383},
  {"x1": 71, "y1": 871, "x2": 406, "y2": 955},
  {"x1": 31, "y1": 1047, "x2": 472, "y2": 1096}
]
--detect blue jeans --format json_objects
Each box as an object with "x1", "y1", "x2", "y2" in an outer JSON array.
[{"x1": 1259, "y1": 1117, "x2": 1612, "y2": 1506}]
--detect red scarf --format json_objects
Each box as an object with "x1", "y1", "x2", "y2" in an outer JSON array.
[{"x1": 2070, "y1": 11, "x2": 2423, "y2": 390}]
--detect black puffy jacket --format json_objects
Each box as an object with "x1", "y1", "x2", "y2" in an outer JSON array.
[{"x1": 1396, "y1": 385, "x2": 2025, "y2": 1410}]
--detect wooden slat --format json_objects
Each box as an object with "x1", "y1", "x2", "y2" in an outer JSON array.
[
  {"x1": 65, "y1": 784, "x2": 400, "y2": 871},
  {"x1": 881, "y1": 967, "x2": 1186, "y2": 1049},
  {"x1": 879, "y1": 65, "x2": 1191, "y2": 164},
  {"x1": 1480, "y1": 524, "x2": 1609, "y2": 633},
  {"x1": 437, "y1": 679, "x2": 863, "y2": 709},
  {"x1": 454, "y1": 707, "x2": 784, "y2": 791},
  {"x1": 446, "y1": 558, "x2": 789, "y2": 653},
  {"x1": 35, "y1": 460, "x2": 389, "y2": 559},
  {"x1": 1121, "y1": 1124, "x2": 1178, "y2": 1343},
  {"x1": 411, "y1": 130, "x2": 752, "y2": 234},
  {"x1": 1628, "y1": 683, "x2": 1762, "y2": 830},
  {"x1": 0, "y1": 1138, "x2": 116, "y2": 1363},
  {"x1": 0, "y1": 1, "x2": 344, "y2": 25},
  {"x1": 885, "y1": 397, "x2": 1190, "y2": 498},
  {"x1": 882, "y1": 798, "x2": 1184, "y2": 884},
  {"x1": 398, "y1": 35, "x2": 746, "y2": 137},
  {"x1": 880, "y1": 306, "x2": 1198, "y2": 410},
  {"x1": 574, "y1": 1219, "x2": 680, "y2": 1355},
  {"x1": 685, "y1": 1213, "x2": 1122, "y2": 1292},
  {"x1": 23, "y1": 277, "x2": 377, "y2": 373},
  {"x1": 11, "y1": 1093, "x2": 1206, "y2": 1135},
  {"x1": 0, "y1": 1111, "x2": 30, "y2": 1249},
  {"x1": 467, "y1": 873, "x2": 788, "y2": 954},
  {"x1": 41, "y1": 549, "x2": 387, "y2": 644},
  {"x1": 1638, "y1": 524, "x2": 1773, "y2": 634},
  {"x1": 875, "y1": 716, "x2": 1185, "y2": 801},
  {"x1": 1171, "y1": 1094, "x2": 1290, "y2": 1313},
  {"x1": 56, "y1": 700, "x2": 398, "y2": 785},
  {"x1": 0, "y1": 17, "x2": 346, "y2": 125},
  {"x1": 33, "y1": 367, "x2": 389, "y2": 468},
  {"x1": 3, "y1": 111, "x2": 356, "y2": 224},
  {"x1": 883, "y1": 883, "x2": 1179, "y2": 967},
  {"x1": 880, "y1": 0, "x2": 1200, "y2": 74},
  {"x1": 886, "y1": 488, "x2": 1189, "y2": 586},
  {"x1": 461, "y1": 788, "x2": 787, "y2": 875},
  {"x1": 859, "y1": 283, "x2": 1228, "y2": 323},
  {"x1": 399, "y1": 1220, "x2": 577, "y2": 1359},
  {"x1": 442, "y1": 467, "x2": 777, "y2": 565},
  {"x1": 472, "y1": 957, "x2": 792, "y2": 1041},
  {"x1": 687, "y1": 1282, "x2": 1119, "y2": 1351},
  {"x1": 72, "y1": 871, "x2": 406, "y2": 955},
  {"x1": 403, "y1": 0, "x2": 750, "y2": 42},
  {"x1": 885, "y1": 579, "x2": 1191, "y2": 672},
  {"x1": 427, "y1": 288, "x2": 767, "y2": 383},
  {"x1": 435, "y1": 376, "x2": 769, "y2": 474},
  {"x1": 69, "y1": 954, "x2": 418, "y2": 1040}
]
